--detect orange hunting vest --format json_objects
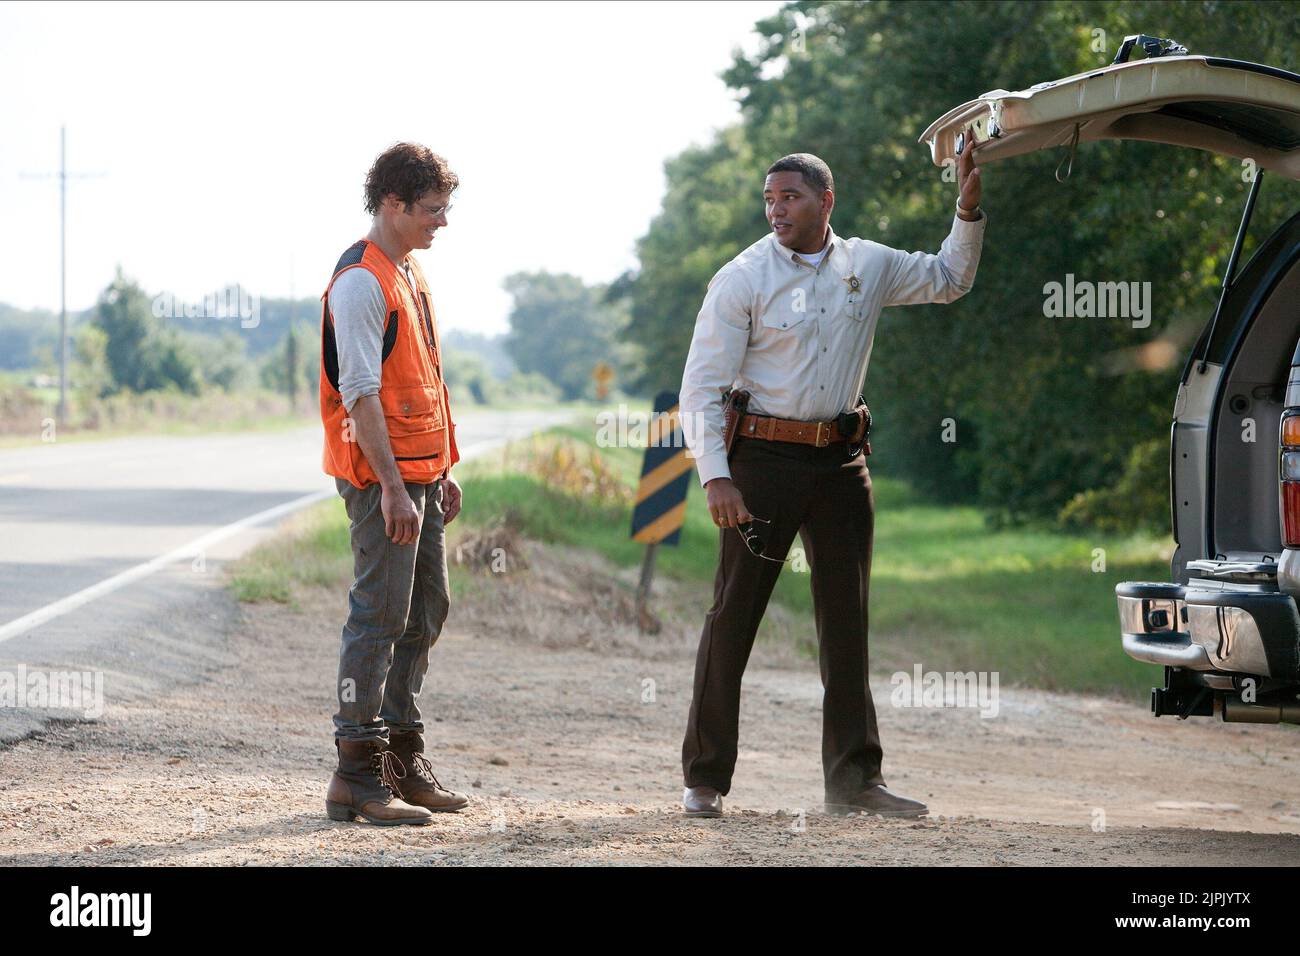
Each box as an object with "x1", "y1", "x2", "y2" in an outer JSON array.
[{"x1": 319, "y1": 239, "x2": 459, "y2": 488}]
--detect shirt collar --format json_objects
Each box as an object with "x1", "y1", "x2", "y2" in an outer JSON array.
[{"x1": 774, "y1": 226, "x2": 842, "y2": 268}]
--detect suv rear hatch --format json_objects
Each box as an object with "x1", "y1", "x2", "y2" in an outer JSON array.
[
  {"x1": 920, "y1": 44, "x2": 1300, "y2": 181},
  {"x1": 920, "y1": 35, "x2": 1300, "y2": 722}
]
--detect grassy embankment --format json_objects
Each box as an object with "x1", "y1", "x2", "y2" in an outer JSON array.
[
  {"x1": 229, "y1": 408, "x2": 1171, "y2": 700},
  {"x1": 0, "y1": 375, "x2": 316, "y2": 449},
  {"x1": 0, "y1": 370, "x2": 601, "y2": 449}
]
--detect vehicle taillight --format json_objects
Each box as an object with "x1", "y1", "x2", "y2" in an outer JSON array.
[
  {"x1": 1284, "y1": 415, "x2": 1300, "y2": 447},
  {"x1": 1282, "y1": 411, "x2": 1300, "y2": 547}
]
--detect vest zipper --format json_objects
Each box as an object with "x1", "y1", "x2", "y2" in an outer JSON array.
[{"x1": 416, "y1": 291, "x2": 439, "y2": 369}]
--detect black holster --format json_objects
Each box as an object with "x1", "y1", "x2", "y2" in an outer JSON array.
[
  {"x1": 721, "y1": 388, "x2": 751, "y2": 461},
  {"x1": 836, "y1": 397, "x2": 872, "y2": 457}
]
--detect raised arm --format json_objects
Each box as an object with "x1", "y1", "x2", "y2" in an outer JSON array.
[{"x1": 883, "y1": 124, "x2": 987, "y2": 307}]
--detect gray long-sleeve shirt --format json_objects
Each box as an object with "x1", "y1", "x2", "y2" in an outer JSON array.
[{"x1": 328, "y1": 260, "x2": 419, "y2": 412}]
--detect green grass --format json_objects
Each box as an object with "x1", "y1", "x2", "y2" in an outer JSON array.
[
  {"x1": 864, "y1": 481, "x2": 1170, "y2": 698},
  {"x1": 227, "y1": 502, "x2": 354, "y2": 605},
  {"x1": 462, "y1": 423, "x2": 1168, "y2": 699},
  {"x1": 229, "y1": 419, "x2": 1172, "y2": 699}
]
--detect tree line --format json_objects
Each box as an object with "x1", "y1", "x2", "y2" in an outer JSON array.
[{"x1": 611, "y1": 0, "x2": 1299, "y2": 530}]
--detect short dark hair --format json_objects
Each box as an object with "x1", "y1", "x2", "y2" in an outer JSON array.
[
  {"x1": 766, "y1": 153, "x2": 834, "y2": 194},
  {"x1": 364, "y1": 143, "x2": 459, "y2": 215}
]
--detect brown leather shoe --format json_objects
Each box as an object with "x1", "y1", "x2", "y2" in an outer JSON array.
[
  {"x1": 326, "y1": 738, "x2": 433, "y2": 826},
  {"x1": 387, "y1": 731, "x2": 469, "y2": 812},
  {"x1": 827, "y1": 785, "x2": 928, "y2": 818}
]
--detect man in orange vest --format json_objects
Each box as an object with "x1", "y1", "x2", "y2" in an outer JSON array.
[{"x1": 319, "y1": 142, "x2": 468, "y2": 825}]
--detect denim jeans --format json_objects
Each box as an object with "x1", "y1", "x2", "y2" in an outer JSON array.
[{"x1": 333, "y1": 477, "x2": 450, "y2": 743}]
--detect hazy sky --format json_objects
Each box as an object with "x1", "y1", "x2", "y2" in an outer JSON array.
[{"x1": 1, "y1": 0, "x2": 783, "y2": 334}]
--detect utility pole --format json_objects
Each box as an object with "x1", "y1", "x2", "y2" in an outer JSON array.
[
  {"x1": 21, "y1": 126, "x2": 103, "y2": 426},
  {"x1": 57, "y1": 126, "x2": 67, "y2": 425}
]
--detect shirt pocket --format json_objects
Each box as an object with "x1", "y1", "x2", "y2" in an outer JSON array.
[
  {"x1": 758, "y1": 301, "x2": 812, "y2": 334},
  {"x1": 842, "y1": 294, "x2": 867, "y2": 322}
]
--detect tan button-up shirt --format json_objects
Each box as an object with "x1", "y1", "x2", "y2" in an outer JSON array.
[{"x1": 679, "y1": 212, "x2": 987, "y2": 486}]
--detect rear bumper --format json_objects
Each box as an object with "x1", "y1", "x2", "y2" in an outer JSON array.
[{"x1": 1116, "y1": 581, "x2": 1300, "y2": 680}]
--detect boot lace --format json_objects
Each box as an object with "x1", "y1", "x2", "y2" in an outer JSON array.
[
  {"x1": 408, "y1": 751, "x2": 444, "y2": 790},
  {"x1": 371, "y1": 749, "x2": 408, "y2": 799}
]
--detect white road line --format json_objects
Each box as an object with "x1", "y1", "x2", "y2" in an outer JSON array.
[
  {"x1": 0, "y1": 488, "x2": 336, "y2": 646},
  {"x1": 0, "y1": 433, "x2": 527, "y2": 646}
]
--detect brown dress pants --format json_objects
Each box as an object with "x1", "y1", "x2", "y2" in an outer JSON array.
[{"x1": 682, "y1": 434, "x2": 885, "y2": 802}]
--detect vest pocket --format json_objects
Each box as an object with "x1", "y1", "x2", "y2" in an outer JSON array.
[{"x1": 382, "y1": 384, "x2": 444, "y2": 460}]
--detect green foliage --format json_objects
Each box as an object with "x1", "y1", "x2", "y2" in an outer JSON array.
[
  {"x1": 499, "y1": 434, "x2": 633, "y2": 507},
  {"x1": 504, "y1": 370, "x2": 562, "y2": 403},
  {"x1": 159, "y1": 292, "x2": 320, "y2": 359},
  {"x1": 0, "y1": 303, "x2": 68, "y2": 371},
  {"x1": 72, "y1": 323, "x2": 111, "y2": 403},
  {"x1": 444, "y1": 329, "x2": 516, "y2": 379},
  {"x1": 93, "y1": 268, "x2": 201, "y2": 396},
  {"x1": 185, "y1": 330, "x2": 253, "y2": 392},
  {"x1": 443, "y1": 349, "x2": 497, "y2": 404},
  {"x1": 259, "y1": 319, "x2": 320, "y2": 397},
  {"x1": 615, "y1": 126, "x2": 769, "y2": 393},
  {"x1": 503, "y1": 271, "x2": 640, "y2": 401},
  {"x1": 620, "y1": 0, "x2": 1300, "y2": 531},
  {"x1": 1059, "y1": 437, "x2": 1170, "y2": 534}
]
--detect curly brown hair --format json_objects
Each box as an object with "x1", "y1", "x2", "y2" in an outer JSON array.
[{"x1": 363, "y1": 143, "x2": 459, "y2": 215}]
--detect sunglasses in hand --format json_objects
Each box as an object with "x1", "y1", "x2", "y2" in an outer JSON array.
[{"x1": 735, "y1": 516, "x2": 789, "y2": 564}]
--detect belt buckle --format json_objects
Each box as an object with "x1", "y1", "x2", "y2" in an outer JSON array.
[{"x1": 814, "y1": 421, "x2": 830, "y2": 447}]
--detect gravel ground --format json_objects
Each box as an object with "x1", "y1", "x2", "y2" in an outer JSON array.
[{"x1": 3, "y1": 540, "x2": 1300, "y2": 866}]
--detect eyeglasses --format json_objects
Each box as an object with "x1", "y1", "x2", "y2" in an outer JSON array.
[
  {"x1": 414, "y1": 200, "x2": 453, "y2": 218},
  {"x1": 736, "y1": 516, "x2": 789, "y2": 564}
]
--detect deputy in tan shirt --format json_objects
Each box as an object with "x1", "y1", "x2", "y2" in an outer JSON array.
[{"x1": 678, "y1": 138, "x2": 985, "y2": 818}]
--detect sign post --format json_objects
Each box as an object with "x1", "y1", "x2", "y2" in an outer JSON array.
[
  {"x1": 592, "y1": 361, "x2": 614, "y2": 401},
  {"x1": 629, "y1": 391, "x2": 694, "y2": 633}
]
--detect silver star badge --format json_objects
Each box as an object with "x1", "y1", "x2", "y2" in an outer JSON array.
[{"x1": 844, "y1": 274, "x2": 862, "y2": 294}]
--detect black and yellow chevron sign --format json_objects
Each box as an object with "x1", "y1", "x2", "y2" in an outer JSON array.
[{"x1": 629, "y1": 391, "x2": 694, "y2": 545}]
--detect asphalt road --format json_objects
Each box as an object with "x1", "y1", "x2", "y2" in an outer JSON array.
[{"x1": 0, "y1": 408, "x2": 573, "y2": 741}]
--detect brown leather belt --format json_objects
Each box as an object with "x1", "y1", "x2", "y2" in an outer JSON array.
[{"x1": 738, "y1": 410, "x2": 867, "y2": 447}]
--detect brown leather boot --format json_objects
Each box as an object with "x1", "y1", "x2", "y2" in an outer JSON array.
[
  {"x1": 387, "y1": 731, "x2": 469, "y2": 812},
  {"x1": 326, "y1": 738, "x2": 433, "y2": 826}
]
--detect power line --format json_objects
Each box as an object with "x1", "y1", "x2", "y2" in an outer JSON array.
[{"x1": 19, "y1": 125, "x2": 105, "y2": 425}]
